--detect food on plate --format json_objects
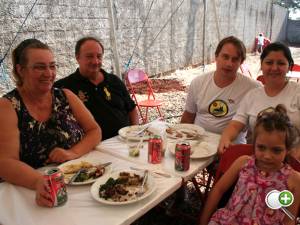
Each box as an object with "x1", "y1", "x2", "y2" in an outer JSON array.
[
  {"x1": 99, "y1": 172, "x2": 147, "y2": 202},
  {"x1": 198, "y1": 142, "x2": 211, "y2": 155},
  {"x1": 62, "y1": 161, "x2": 106, "y2": 183},
  {"x1": 62, "y1": 161, "x2": 94, "y2": 174},
  {"x1": 166, "y1": 127, "x2": 201, "y2": 140},
  {"x1": 126, "y1": 128, "x2": 153, "y2": 137}
]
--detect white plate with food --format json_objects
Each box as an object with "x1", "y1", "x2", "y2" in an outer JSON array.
[
  {"x1": 166, "y1": 123, "x2": 205, "y2": 140},
  {"x1": 118, "y1": 125, "x2": 153, "y2": 141},
  {"x1": 168, "y1": 139, "x2": 218, "y2": 159},
  {"x1": 58, "y1": 159, "x2": 112, "y2": 185},
  {"x1": 90, "y1": 170, "x2": 156, "y2": 205}
]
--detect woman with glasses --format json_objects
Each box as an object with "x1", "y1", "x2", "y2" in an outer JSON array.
[
  {"x1": 0, "y1": 39, "x2": 101, "y2": 207},
  {"x1": 218, "y1": 42, "x2": 300, "y2": 154}
]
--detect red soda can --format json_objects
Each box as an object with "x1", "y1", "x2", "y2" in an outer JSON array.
[
  {"x1": 175, "y1": 142, "x2": 191, "y2": 171},
  {"x1": 148, "y1": 135, "x2": 162, "y2": 164},
  {"x1": 44, "y1": 168, "x2": 67, "y2": 206}
]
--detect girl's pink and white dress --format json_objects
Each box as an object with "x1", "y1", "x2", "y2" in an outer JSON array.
[{"x1": 209, "y1": 157, "x2": 292, "y2": 225}]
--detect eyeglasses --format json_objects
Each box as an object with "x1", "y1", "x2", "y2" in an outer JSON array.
[{"x1": 25, "y1": 63, "x2": 59, "y2": 72}]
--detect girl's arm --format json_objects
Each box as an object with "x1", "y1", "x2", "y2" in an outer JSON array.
[
  {"x1": 48, "y1": 89, "x2": 101, "y2": 163},
  {"x1": 218, "y1": 121, "x2": 245, "y2": 154},
  {"x1": 199, "y1": 155, "x2": 250, "y2": 225},
  {"x1": 284, "y1": 170, "x2": 300, "y2": 225}
]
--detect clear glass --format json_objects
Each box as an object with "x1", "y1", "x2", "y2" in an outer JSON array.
[{"x1": 126, "y1": 137, "x2": 143, "y2": 157}]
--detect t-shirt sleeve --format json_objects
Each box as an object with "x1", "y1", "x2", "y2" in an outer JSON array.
[
  {"x1": 184, "y1": 79, "x2": 197, "y2": 113},
  {"x1": 232, "y1": 91, "x2": 252, "y2": 125}
]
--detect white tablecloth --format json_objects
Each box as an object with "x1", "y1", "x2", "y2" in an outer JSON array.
[
  {"x1": 97, "y1": 131, "x2": 220, "y2": 182},
  {"x1": 0, "y1": 151, "x2": 182, "y2": 225}
]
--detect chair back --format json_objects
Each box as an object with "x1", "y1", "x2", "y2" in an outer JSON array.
[
  {"x1": 125, "y1": 69, "x2": 156, "y2": 100},
  {"x1": 256, "y1": 75, "x2": 265, "y2": 84},
  {"x1": 291, "y1": 64, "x2": 300, "y2": 72},
  {"x1": 125, "y1": 69, "x2": 163, "y2": 123},
  {"x1": 287, "y1": 155, "x2": 300, "y2": 172},
  {"x1": 215, "y1": 144, "x2": 254, "y2": 182},
  {"x1": 126, "y1": 69, "x2": 148, "y2": 84}
]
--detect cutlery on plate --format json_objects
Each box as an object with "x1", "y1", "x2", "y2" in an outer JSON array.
[
  {"x1": 134, "y1": 125, "x2": 150, "y2": 136},
  {"x1": 137, "y1": 170, "x2": 148, "y2": 197},
  {"x1": 96, "y1": 162, "x2": 112, "y2": 169},
  {"x1": 68, "y1": 162, "x2": 112, "y2": 184},
  {"x1": 68, "y1": 168, "x2": 86, "y2": 184},
  {"x1": 130, "y1": 166, "x2": 171, "y2": 178}
]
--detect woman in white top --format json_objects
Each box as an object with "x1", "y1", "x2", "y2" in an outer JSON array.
[{"x1": 218, "y1": 42, "x2": 300, "y2": 154}]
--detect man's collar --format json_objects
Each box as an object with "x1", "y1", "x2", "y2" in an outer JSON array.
[{"x1": 74, "y1": 68, "x2": 109, "y2": 85}]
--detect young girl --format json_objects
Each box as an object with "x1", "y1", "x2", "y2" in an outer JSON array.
[{"x1": 200, "y1": 105, "x2": 300, "y2": 225}]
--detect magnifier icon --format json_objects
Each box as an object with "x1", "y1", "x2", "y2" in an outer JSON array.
[{"x1": 265, "y1": 190, "x2": 299, "y2": 223}]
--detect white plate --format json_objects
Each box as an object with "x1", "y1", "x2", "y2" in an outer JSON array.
[
  {"x1": 90, "y1": 170, "x2": 156, "y2": 205},
  {"x1": 168, "y1": 133, "x2": 218, "y2": 159},
  {"x1": 58, "y1": 158, "x2": 112, "y2": 185},
  {"x1": 166, "y1": 123, "x2": 205, "y2": 140},
  {"x1": 118, "y1": 125, "x2": 151, "y2": 141}
]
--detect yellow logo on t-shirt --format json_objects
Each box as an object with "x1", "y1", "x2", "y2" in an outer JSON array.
[{"x1": 208, "y1": 100, "x2": 228, "y2": 117}]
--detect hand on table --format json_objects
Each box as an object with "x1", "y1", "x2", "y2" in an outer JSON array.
[{"x1": 47, "y1": 147, "x2": 79, "y2": 163}]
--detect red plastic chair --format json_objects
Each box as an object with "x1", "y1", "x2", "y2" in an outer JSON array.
[
  {"x1": 287, "y1": 155, "x2": 300, "y2": 172},
  {"x1": 256, "y1": 75, "x2": 265, "y2": 85},
  {"x1": 125, "y1": 69, "x2": 163, "y2": 124},
  {"x1": 215, "y1": 144, "x2": 254, "y2": 182},
  {"x1": 287, "y1": 64, "x2": 300, "y2": 83}
]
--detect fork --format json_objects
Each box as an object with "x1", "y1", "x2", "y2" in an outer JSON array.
[
  {"x1": 68, "y1": 168, "x2": 85, "y2": 184},
  {"x1": 137, "y1": 170, "x2": 148, "y2": 197}
]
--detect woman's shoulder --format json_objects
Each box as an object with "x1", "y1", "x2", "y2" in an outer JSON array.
[{"x1": 287, "y1": 81, "x2": 300, "y2": 91}]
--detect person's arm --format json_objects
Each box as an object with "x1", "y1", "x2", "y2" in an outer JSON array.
[
  {"x1": 181, "y1": 110, "x2": 196, "y2": 124},
  {"x1": 199, "y1": 156, "x2": 250, "y2": 225},
  {"x1": 218, "y1": 120, "x2": 245, "y2": 154},
  {"x1": 48, "y1": 89, "x2": 101, "y2": 163},
  {"x1": 129, "y1": 107, "x2": 139, "y2": 125},
  {"x1": 0, "y1": 98, "x2": 52, "y2": 207},
  {"x1": 284, "y1": 170, "x2": 300, "y2": 225}
]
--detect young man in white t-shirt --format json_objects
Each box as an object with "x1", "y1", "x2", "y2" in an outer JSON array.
[{"x1": 181, "y1": 36, "x2": 260, "y2": 144}]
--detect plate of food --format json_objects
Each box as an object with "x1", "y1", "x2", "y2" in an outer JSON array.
[
  {"x1": 168, "y1": 139, "x2": 218, "y2": 159},
  {"x1": 90, "y1": 170, "x2": 156, "y2": 205},
  {"x1": 58, "y1": 159, "x2": 112, "y2": 185},
  {"x1": 166, "y1": 124, "x2": 205, "y2": 140},
  {"x1": 118, "y1": 125, "x2": 153, "y2": 141}
]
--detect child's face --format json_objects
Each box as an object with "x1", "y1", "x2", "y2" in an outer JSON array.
[{"x1": 255, "y1": 127, "x2": 287, "y2": 172}]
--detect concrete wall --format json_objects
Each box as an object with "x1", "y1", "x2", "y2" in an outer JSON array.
[{"x1": 0, "y1": 0, "x2": 288, "y2": 92}]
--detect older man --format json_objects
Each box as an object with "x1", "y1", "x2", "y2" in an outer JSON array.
[
  {"x1": 55, "y1": 37, "x2": 139, "y2": 140},
  {"x1": 181, "y1": 36, "x2": 260, "y2": 145}
]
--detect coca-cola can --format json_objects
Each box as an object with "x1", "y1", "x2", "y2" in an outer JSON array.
[
  {"x1": 44, "y1": 168, "x2": 67, "y2": 207},
  {"x1": 175, "y1": 142, "x2": 191, "y2": 171},
  {"x1": 148, "y1": 135, "x2": 162, "y2": 164}
]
